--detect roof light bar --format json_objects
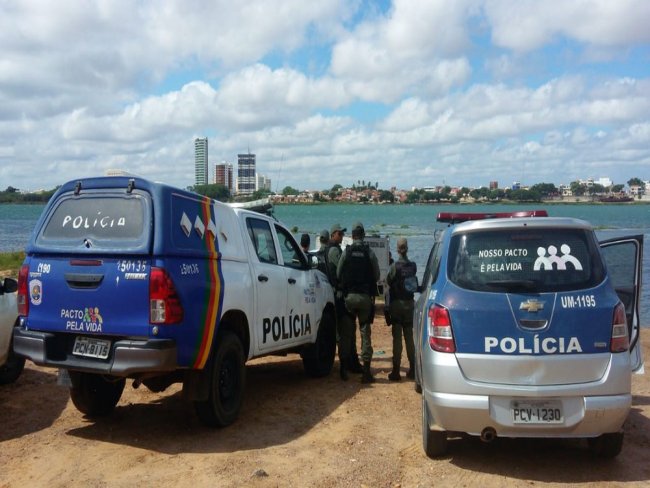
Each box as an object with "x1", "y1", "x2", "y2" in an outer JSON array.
[{"x1": 437, "y1": 210, "x2": 548, "y2": 224}]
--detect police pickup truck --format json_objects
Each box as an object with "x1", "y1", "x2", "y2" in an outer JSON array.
[{"x1": 14, "y1": 176, "x2": 336, "y2": 426}]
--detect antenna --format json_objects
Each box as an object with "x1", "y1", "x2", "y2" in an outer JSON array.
[{"x1": 274, "y1": 154, "x2": 284, "y2": 194}]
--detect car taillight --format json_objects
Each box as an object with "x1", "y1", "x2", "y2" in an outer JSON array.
[
  {"x1": 428, "y1": 304, "x2": 455, "y2": 353},
  {"x1": 610, "y1": 302, "x2": 629, "y2": 353},
  {"x1": 17, "y1": 264, "x2": 29, "y2": 316},
  {"x1": 149, "y1": 267, "x2": 183, "y2": 324}
]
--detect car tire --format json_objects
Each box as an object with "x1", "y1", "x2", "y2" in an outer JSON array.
[
  {"x1": 194, "y1": 331, "x2": 246, "y2": 427},
  {"x1": 588, "y1": 431, "x2": 624, "y2": 458},
  {"x1": 0, "y1": 346, "x2": 25, "y2": 385},
  {"x1": 69, "y1": 372, "x2": 126, "y2": 416},
  {"x1": 422, "y1": 394, "x2": 447, "y2": 458},
  {"x1": 414, "y1": 362, "x2": 422, "y2": 394},
  {"x1": 302, "y1": 309, "x2": 336, "y2": 378}
]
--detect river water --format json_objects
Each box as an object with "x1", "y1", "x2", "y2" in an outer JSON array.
[{"x1": 2, "y1": 202, "x2": 649, "y2": 322}]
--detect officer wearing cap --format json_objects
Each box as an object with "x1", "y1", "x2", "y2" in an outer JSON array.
[
  {"x1": 336, "y1": 221, "x2": 380, "y2": 383},
  {"x1": 386, "y1": 237, "x2": 417, "y2": 381}
]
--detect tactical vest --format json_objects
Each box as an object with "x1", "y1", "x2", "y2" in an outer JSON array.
[
  {"x1": 339, "y1": 242, "x2": 374, "y2": 295},
  {"x1": 390, "y1": 260, "x2": 417, "y2": 300}
]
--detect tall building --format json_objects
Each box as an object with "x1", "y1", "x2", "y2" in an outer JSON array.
[
  {"x1": 237, "y1": 152, "x2": 256, "y2": 195},
  {"x1": 215, "y1": 162, "x2": 234, "y2": 193},
  {"x1": 256, "y1": 174, "x2": 271, "y2": 192},
  {"x1": 194, "y1": 137, "x2": 208, "y2": 186}
]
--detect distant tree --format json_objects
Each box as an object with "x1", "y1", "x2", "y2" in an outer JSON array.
[
  {"x1": 627, "y1": 177, "x2": 644, "y2": 188},
  {"x1": 331, "y1": 184, "x2": 343, "y2": 193},
  {"x1": 193, "y1": 184, "x2": 230, "y2": 202},
  {"x1": 611, "y1": 184, "x2": 624, "y2": 193},
  {"x1": 569, "y1": 181, "x2": 586, "y2": 196},
  {"x1": 530, "y1": 182, "x2": 558, "y2": 197},
  {"x1": 588, "y1": 183, "x2": 605, "y2": 195},
  {"x1": 441, "y1": 186, "x2": 452, "y2": 196},
  {"x1": 281, "y1": 186, "x2": 300, "y2": 196},
  {"x1": 379, "y1": 190, "x2": 394, "y2": 202},
  {"x1": 375, "y1": 181, "x2": 379, "y2": 189},
  {"x1": 250, "y1": 189, "x2": 273, "y2": 200},
  {"x1": 4, "y1": 186, "x2": 18, "y2": 193},
  {"x1": 459, "y1": 187, "x2": 471, "y2": 198}
]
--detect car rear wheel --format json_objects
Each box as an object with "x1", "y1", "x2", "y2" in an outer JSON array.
[
  {"x1": 69, "y1": 371, "x2": 125, "y2": 416},
  {"x1": 302, "y1": 309, "x2": 336, "y2": 377},
  {"x1": 0, "y1": 347, "x2": 25, "y2": 385},
  {"x1": 588, "y1": 431, "x2": 624, "y2": 458},
  {"x1": 422, "y1": 394, "x2": 447, "y2": 457},
  {"x1": 194, "y1": 331, "x2": 246, "y2": 427}
]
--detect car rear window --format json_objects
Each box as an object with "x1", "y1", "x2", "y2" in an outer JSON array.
[
  {"x1": 448, "y1": 227, "x2": 605, "y2": 292},
  {"x1": 37, "y1": 194, "x2": 149, "y2": 250}
]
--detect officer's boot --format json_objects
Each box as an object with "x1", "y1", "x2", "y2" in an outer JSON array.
[
  {"x1": 406, "y1": 362, "x2": 415, "y2": 380},
  {"x1": 388, "y1": 362, "x2": 401, "y2": 382},
  {"x1": 361, "y1": 361, "x2": 375, "y2": 384},
  {"x1": 339, "y1": 359, "x2": 349, "y2": 381},
  {"x1": 348, "y1": 351, "x2": 363, "y2": 374}
]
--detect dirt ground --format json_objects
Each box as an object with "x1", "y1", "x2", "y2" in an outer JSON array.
[{"x1": 2, "y1": 310, "x2": 650, "y2": 488}]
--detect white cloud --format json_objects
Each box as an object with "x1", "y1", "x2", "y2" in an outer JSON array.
[
  {"x1": 0, "y1": 0, "x2": 648, "y2": 193},
  {"x1": 484, "y1": 0, "x2": 650, "y2": 52}
]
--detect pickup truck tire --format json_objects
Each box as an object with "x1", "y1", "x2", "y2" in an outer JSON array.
[
  {"x1": 422, "y1": 394, "x2": 448, "y2": 458},
  {"x1": 302, "y1": 309, "x2": 336, "y2": 378},
  {"x1": 68, "y1": 372, "x2": 126, "y2": 417},
  {"x1": 194, "y1": 331, "x2": 246, "y2": 427},
  {"x1": 0, "y1": 347, "x2": 25, "y2": 385}
]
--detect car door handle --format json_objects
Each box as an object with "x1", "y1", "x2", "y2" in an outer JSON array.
[
  {"x1": 288, "y1": 278, "x2": 296, "y2": 284},
  {"x1": 258, "y1": 274, "x2": 268, "y2": 282}
]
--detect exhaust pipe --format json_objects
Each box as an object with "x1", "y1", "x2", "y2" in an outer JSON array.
[{"x1": 480, "y1": 427, "x2": 497, "y2": 443}]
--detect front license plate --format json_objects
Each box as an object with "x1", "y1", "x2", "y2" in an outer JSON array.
[
  {"x1": 72, "y1": 336, "x2": 111, "y2": 359},
  {"x1": 512, "y1": 400, "x2": 564, "y2": 424}
]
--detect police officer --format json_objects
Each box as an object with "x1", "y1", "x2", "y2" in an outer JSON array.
[
  {"x1": 313, "y1": 229, "x2": 329, "y2": 274},
  {"x1": 386, "y1": 237, "x2": 417, "y2": 381},
  {"x1": 337, "y1": 222, "x2": 380, "y2": 383}
]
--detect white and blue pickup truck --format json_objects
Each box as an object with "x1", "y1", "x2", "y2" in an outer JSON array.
[{"x1": 14, "y1": 176, "x2": 336, "y2": 426}]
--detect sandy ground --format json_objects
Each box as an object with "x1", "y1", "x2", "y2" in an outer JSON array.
[{"x1": 2, "y1": 310, "x2": 650, "y2": 488}]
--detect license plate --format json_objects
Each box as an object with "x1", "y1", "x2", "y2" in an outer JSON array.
[
  {"x1": 512, "y1": 400, "x2": 564, "y2": 424},
  {"x1": 72, "y1": 336, "x2": 111, "y2": 359}
]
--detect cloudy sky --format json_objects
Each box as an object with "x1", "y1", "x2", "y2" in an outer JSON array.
[{"x1": 1, "y1": 0, "x2": 649, "y2": 193}]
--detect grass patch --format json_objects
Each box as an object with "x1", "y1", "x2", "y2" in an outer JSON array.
[{"x1": 0, "y1": 251, "x2": 25, "y2": 277}]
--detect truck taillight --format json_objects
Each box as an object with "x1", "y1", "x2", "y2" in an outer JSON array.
[
  {"x1": 610, "y1": 302, "x2": 629, "y2": 353},
  {"x1": 428, "y1": 304, "x2": 455, "y2": 353},
  {"x1": 17, "y1": 264, "x2": 29, "y2": 316},
  {"x1": 150, "y1": 267, "x2": 183, "y2": 324}
]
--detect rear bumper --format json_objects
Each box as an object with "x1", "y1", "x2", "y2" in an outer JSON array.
[
  {"x1": 423, "y1": 389, "x2": 631, "y2": 438},
  {"x1": 13, "y1": 327, "x2": 177, "y2": 376}
]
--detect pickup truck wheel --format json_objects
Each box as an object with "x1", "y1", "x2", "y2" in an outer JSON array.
[
  {"x1": 588, "y1": 432, "x2": 624, "y2": 458},
  {"x1": 0, "y1": 347, "x2": 25, "y2": 385},
  {"x1": 69, "y1": 372, "x2": 125, "y2": 417},
  {"x1": 302, "y1": 309, "x2": 336, "y2": 378},
  {"x1": 422, "y1": 394, "x2": 447, "y2": 457},
  {"x1": 194, "y1": 331, "x2": 245, "y2": 427}
]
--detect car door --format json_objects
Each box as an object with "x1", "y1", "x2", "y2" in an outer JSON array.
[
  {"x1": 245, "y1": 216, "x2": 288, "y2": 353},
  {"x1": 274, "y1": 224, "x2": 318, "y2": 346},
  {"x1": 600, "y1": 234, "x2": 644, "y2": 373}
]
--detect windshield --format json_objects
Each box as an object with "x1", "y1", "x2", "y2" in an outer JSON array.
[{"x1": 448, "y1": 227, "x2": 605, "y2": 293}]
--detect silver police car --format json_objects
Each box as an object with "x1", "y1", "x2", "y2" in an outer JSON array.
[{"x1": 414, "y1": 211, "x2": 643, "y2": 458}]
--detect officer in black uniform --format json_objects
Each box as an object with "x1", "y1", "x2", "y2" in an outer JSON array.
[
  {"x1": 336, "y1": 222, "x2": 380, "y2": 383},
  {"x1": 386, "y1": 237, "x2": 417, "y2": 381}
]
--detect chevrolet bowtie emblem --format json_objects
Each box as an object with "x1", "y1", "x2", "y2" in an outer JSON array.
[{"x1": 520, "y1": 299, "x2": 545, "y2": 313}]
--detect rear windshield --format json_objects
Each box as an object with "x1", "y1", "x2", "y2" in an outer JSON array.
[
  {"x1": 37, "y1": 194, "x2": 149, "y2": 250},
  {"x1": 448, "y1": 227, "x2": 605, "y2": 292}
]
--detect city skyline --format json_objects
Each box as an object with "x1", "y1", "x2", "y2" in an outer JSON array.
[{"x1": 1, "y1": 2, "x2": 649, "y2": 193}]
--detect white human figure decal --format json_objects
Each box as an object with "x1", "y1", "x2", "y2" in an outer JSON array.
[
  {"x1": 560, "y1": 244, "x2": 583, "y2": 270},
  {"x1": 534, "y1": 246, "x2": 553, "y2": 270},
  {"x1": 547, "y1": 245, "x2": 566, "y2": 270}
]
